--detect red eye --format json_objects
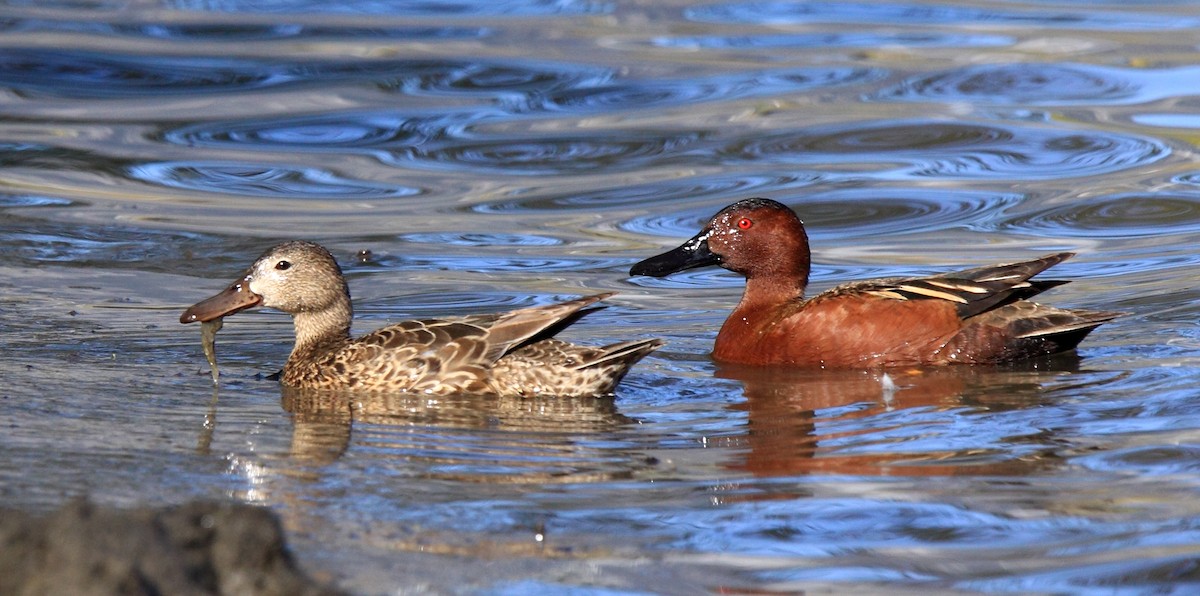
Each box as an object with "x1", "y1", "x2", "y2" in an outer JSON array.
[{"x1": 737, "y1": 217, "x2": 753, "y2": 230}]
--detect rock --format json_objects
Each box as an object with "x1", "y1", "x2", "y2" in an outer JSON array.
[{"x1": 0, "y1": 499, "x2": 342, "y2": 596}]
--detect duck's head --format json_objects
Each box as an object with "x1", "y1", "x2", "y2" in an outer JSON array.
[
  {"x1": 629, "y1": 198, "x2": 811, "y2": 280},
  {"x1": 180, "y1": 241, "x2": 349, "y2": 324}
]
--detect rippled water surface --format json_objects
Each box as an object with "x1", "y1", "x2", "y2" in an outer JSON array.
[{"x1": 3, "y1": 0, "x2": 1200, "y2": 593}]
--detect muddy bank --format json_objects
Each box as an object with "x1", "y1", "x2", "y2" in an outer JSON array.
[{"x1": 0, "y1": 499, "x2": 342, "y2": 596}]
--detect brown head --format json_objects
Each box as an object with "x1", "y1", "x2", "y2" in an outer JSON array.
[
  {"x1": 180, "y1": 241, "x2": 352, "y2": 328},
  {"x1": 630, "y1": 198, "x2": 812, "y2": 289}
]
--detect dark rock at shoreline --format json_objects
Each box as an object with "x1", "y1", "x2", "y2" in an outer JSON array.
[{"x1": 0, "y1": 499, "x2": 343, "y2": 596}]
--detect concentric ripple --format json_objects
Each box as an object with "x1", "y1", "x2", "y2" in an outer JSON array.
[
  {"x1": 396, "y1": 232, "x2": 563, "y2": 247},
  {"x1": 620, "y1": 189, "x2": 1022, "y2": 241},
  {"x1": 0, "y1": 20, "x2": 489, "y2": 42},
  {"x1": 471, "y1": 172, "x2": 822, "y2": 213},
  {"x1": 170, "y1": 0, "x2": 611, "y2": 17},
  {"x1": 685, "y1": 1, "x2": 1198, "y2": 31},
  {"x1": 127, "y1": 162, "x2": 421, "y2": 199},
  {"x1": 874, "y1": 64, "x2": 1200, "y2": 106},
  {"x1": 790, "y1": 188, "x2": 1025, "y2": 236},
  {"x1": 166, "y1": 112, "x2": 711, "y2": 175},
  {"x1": 388, "y1": 130, "x2": 713, "y2": 175},
  {"x1": 649, "y1": 32, "x2": 1012, "y2": 51},
  {"x1": 0, "y1": 49, "x2": 298, "y2": 98},
  {"x1": 996, "y1": 194, "x2": 1200, "y2": 238},
  {"x1": 720, "y1": 120, "x2": 1168, "y2": 180},
  {"x1": 380, "y1": 60, "x2": 612, "y2": 100},
  {"x1": 0, "y1": 50, "x2": 610, "y2": 99},
  {"x1": 529, "y1": 67, "x2": 882, "y2": 113},
  {"x1": 131, "y1": 23, "x2": 489, "y2": 42},
  {"x1": 162, "y1": 111, "x2": 489, "y2": 153}
]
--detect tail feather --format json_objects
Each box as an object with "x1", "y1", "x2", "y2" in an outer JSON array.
[
  {"x1": 1014, "y1": 309, "x2": 1124, "y2": 340},
  {"x1": 974, "y1": 303, "x2": 1123, "y2": 360},
  {"x1": 575, "y1": 338, "x2": 664, "y2": 371},
  {"x1": 491, "y1": 335, "x2": 662, "y2": 397}
]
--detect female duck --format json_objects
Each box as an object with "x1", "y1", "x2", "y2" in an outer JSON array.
[
  {"x1": 630, "y1": 198, "x2": 1119, "y2": 368},
  {"x1": 182, "y1": 241, "x2": 661, "y2": 396}
]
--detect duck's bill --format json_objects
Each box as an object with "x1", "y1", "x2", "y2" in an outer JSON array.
[
  {"x1": 180, "y1": 276, "x2": 262, "y2": 324},
  {"x1": 629, "y1": 229, "x2": 719, "y2": 277}
]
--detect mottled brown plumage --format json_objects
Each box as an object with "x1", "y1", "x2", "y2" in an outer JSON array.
[
  {"x1": 181, "y1": 241, "x2": 661, "y2": 396},
  {"x1": 630, "y1": 198, "x2": 1121, "y2": 368}
]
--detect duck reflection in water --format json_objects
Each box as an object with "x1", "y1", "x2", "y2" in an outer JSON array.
[
  {"x1": 278, "y1": 386, "x2": 642, "y2": 483},
  {"x1": 714, "y1": 355, "x2": 1082, "y2": 481}
]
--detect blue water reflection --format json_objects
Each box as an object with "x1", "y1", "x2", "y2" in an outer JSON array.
[
  {"x1": 2, "y1": 0, "x2": 1200, "y2": 594},
  {"x1": 0, "y1": 49, "x2": 306, "y2": 97},
  {"x1": 127, "y1": 162, "x2": 422, "y2": 199},
  {"x1": 875, "y1": 64, "x2": 1200, "y2": 106},
  {"x1": 621, "y1": 188, "x2": 1025, "y2": 239},
  {"x1": 168, "y1": 116, "x2": 1167, "y2": 179},
  {"x1": 163, "y1": 110, "x2": 487, "y2": 152},
  {"x1": 366, "y1": 253, "x2": 626, "y2": 273},
  {"x1": 0, "y1": 19, "x2": 490, "y2": 41},
  {"x1": 686, "y1": 1, "x2": 1200, "y2": 30},
  {"x1": 170, "y1": 0, "x2": 611, "y2": 16},
  {"x1": 527, "y1": 67, "x2": 884, "y2": 113},
  {"x1": 0, "y1": 51, "x2": 611, "y2": 99},
  {"x1": 997, "y1": 194, "x2": 1200, "y2": 238},
  {"x1": 397, "y1": 231, "x2": 563, "y2": 247},
  {"x1": 470, "y1": 172, "x2": 823, "y2": 213},
  {"x1": 387, "y1": 129, "x2": 712, "y2": 175},
  {"x1": 721, "y1": 120, "x2": 1169, "y2": 180},
  {"x1": 649, "y1": 32, "x2": 1013, "y2": 51}
]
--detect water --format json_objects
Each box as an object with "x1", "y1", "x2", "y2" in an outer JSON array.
[{"x1": 2, "y1": 0, "x2": 1200, "y2": 593}]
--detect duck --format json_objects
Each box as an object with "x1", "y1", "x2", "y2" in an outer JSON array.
[
  {"x1": 181, "y1": 241, "x2": 662, "y2": 396},
  {"x1": 629, "y1": 198, "x2": 1120, "y2": 368}
]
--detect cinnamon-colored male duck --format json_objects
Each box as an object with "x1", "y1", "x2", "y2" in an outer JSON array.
[
  {"x1": 629, "y1": 198, "x2": 1120, "y2": 368},
  {"x1": 181, "y1": 241, "x2": 661, "y2": 396}
]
